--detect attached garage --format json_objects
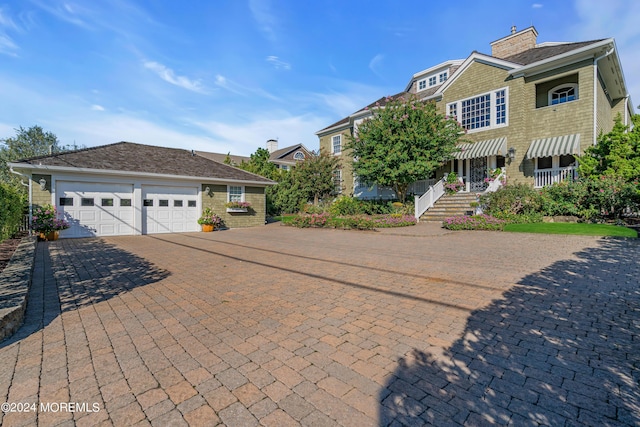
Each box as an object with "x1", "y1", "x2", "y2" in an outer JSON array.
[
  {"x1": 56, "y1": 181, "x2": 135, "y2": 238},
  {"x1": 142, "y1": 185, "x2": 199, "y2": 234},
  {"x1": 10, "y1": 142, "x2": 274, "y2": 238}
]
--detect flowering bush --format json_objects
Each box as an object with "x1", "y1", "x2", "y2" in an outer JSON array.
[
  {"x1": 31, "y1": 204, "x2": 69, "y2": 233},
  {"x1": 289, "y1": 213, "x2": 416, "y2": 230},
  {"x1": 291, "y1": 212, "x2": 330, "y2": 228},
  {"x1": 444, "y1": 172, "x2": 464, "y2": 194},
  {"x1": 442, "y1": 214, "x2": 506, "y2": 231},
  {"x1": 197, "y1": 207, "x2": 223, "y2": 226},
  {"x1": 225, "y1": 201, "x2": 252, "y2": 209}
]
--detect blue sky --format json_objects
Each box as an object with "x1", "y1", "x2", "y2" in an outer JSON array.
[{"x1": 1, "y1": 0, "x2": 638, "y2": 156}]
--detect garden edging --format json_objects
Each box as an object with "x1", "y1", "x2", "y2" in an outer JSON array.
[{"x1": 0, "y1": 236, "x2": 37, "y2": 342}]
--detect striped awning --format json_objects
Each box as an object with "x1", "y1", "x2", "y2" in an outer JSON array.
[
  {"x1": 526, "y1": 134, "x2": 581, "y2": 159},
  {"x1": 454, "y1": 137, "x2": 507, "y2": 160}
]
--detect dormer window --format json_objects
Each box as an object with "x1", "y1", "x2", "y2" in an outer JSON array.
[
  {"x1": 418, "y1": 80, "x2": 427, "y2": 90},
  {"x1": 549, "y1": 84, "x2": 577, "y2": 105},
  {"x1": 428, "y1": 76, "x2": 437, "y2": 86},
  {"x1": 439, "y1": 72, "x2": 448, "y2": 83},
  {"x1": 293, "y1": 151, "x2": 304, "y2": 160}
]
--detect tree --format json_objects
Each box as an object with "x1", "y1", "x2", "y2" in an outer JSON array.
[
  {"x1": 294, "y1": 150, "x2": 339, "y2": 205},
  {"x1": 237, "y1": 147, "x2": 280, "y2": 181},
  {"x1": 346, "y1": 95, "x2": 464, "y2": 202},
  {"x1": 578, "y1": 114, "x2": 640, "y2": 181},
  {"x1": 0, "y1": 125, "x2": 81, "y2": 193}
]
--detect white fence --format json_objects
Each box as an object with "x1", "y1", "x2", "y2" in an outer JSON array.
[
  {"x1": 414, "y1": 178, "x2": 445, "y2": 220},
  {"x1": 534, "y1": 166, "x2": 577, "y2": 188}
]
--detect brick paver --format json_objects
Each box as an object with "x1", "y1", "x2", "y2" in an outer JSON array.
[{"x1": 0, "y1": 223, "x2": 638, "y2": 426}]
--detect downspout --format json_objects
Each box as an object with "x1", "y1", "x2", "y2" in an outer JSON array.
[
  {"x1": 9, "y1": 166, "x2": 32, "y2": 228},
  {"x1": 624, "y1": 95, "x2": 630, "y2": 127},
  {"x1": 593, "y1": 48, "x2": 614, "y2": 146}
]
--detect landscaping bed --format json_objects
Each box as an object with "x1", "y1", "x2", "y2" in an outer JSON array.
[{"x1": 0, "y1": 232, "x2": 28, "y2": 273}]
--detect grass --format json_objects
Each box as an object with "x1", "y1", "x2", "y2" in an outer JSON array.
[
  {"x1": 271, "y1": 215, "x2": 295, "y2": 224},
  {"x1": 503, "y1": 222, "x2": 637, "y2": 238}
]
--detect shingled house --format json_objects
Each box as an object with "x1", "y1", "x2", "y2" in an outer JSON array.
[
  {"x1": 9, "y1": 142, "x2": 274, "y2": 238},
  {"x1": 316, "y1": 26, "x2": 633, "y2": 198}
]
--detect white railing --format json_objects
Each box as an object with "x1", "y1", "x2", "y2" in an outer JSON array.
[
  {"x1": 534, "y1": 166, "x2": 577, "y2": 188},
  {"x1": 408, "y1": 179, "x2": 437, "y2": 196},
  {"x1": 414, "y1": 178, "x2": 445, "y2": 221},
  {"x1": 484, "y1": 168, "x2": 506, "y2": 193}
]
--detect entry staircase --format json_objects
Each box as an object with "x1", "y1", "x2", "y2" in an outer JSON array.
[{"x1": 419, "y1": 192, "x2": 478, "y2": 222}]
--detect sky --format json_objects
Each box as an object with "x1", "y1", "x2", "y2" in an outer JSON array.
[{"x1": 0, "y1": 0, "x2": 638, "y2": 156}]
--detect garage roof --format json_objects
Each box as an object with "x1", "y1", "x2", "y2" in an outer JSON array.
[{"x1": 12, "y1": 142, "x2": 275, "y2": 185}]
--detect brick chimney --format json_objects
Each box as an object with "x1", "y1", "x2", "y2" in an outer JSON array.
[
  {"x1": 491, "y1": 26, "x2": 538, "y2": 59},
  {"x1": 266, "y1": 139, "x2": 278, "y2": 153}
]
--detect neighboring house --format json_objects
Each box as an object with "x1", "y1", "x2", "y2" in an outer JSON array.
[
  {"x1": 265, "y1": 139, "x2": 313, "y2": 171},
  {"x1": 9, "y1": 142, "x2": 274, "y2": 238},
  {"x1": 196, "y1": 139, "x2": 313, "y2": 171},
  {"x1": 316, "y1": 26, "x2": 634, "y2": 198}
]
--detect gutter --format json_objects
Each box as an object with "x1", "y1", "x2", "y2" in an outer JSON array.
[{"x1": 593, "y1": 48, "x2": 615, "y2": 146}]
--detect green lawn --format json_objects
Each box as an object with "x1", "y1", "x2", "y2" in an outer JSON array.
[{"x1": 503, "y1": 222, "x2": 637, "y2": 238}]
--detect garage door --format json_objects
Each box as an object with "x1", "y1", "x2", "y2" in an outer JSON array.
[
  {"x1": 142, "y1": 185, "x2": 199, "y2": 234},
  {"x1": 56, "y1": 181, "x2": 135, "y2": 238}
]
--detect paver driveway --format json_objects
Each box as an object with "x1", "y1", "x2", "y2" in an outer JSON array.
[{"x1": 1, "y1": 223, "x2": 639, "y2": 426}]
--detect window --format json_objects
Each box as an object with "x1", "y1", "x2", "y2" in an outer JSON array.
[
  {"x1": 159, "y1": 200, "x2": 169, "y2": 207},
  {"x1": 428, "y1": 76, "x2": 437, "y2": 86},
  {"x1": 332, "y1": 135, "x2": 341, "y2": 154},
  {"x1": 293, "y1": 151, "x2": 305, "y2": 160},
  {"x1": 447, "y1": 87, "x2": 508, "y2": 132},
  {"x1": 560, "y1": 155, "x2": 575, "y2": 167},
  {"x1": 418, "y1": 80, "x2": 427, "y2": 91},
  {"x1": 281, "y1": 165, "x2": 289, "y2": 171},
  {"x1": 59, "y1": 197, "x2": 73, "y2": 206},
  {"x1": 537, "y1": 157, "x2": 552, "y2": 169},
  {"x1": 81, "y1": 198, "x2": 94, "y2": 207},
  {"x1": 228, "y1": 185, "x2": 243, "y2": 202},
  {"x1": 120, "y1": 199, "x2": 132, "y2": 207},
  {"x1": 188, "y1": 200, "x2": 196, "y2": 207},
  {"x1": 101, "y1": 198, "x2": 114, "y2": 207},
  {"x1": 549, "y1": 84, "x2": 577, "y2": 105},
  {"x1": 143, "y1": 199, "x2": 153, "y2": 207},
  {"x1": 439, "y1": 72, "x2": 448, "y2": 83},
  {"x1": 174, "y1": 200, "x2": 183, "y2": 207},
  {"x1": 332, "y1": 169, "x2": 342, "y2": 194}
]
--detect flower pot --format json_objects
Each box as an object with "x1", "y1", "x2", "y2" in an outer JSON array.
[
  {"x1": 201, "y1": 224, "x2": 214, "y2": 232},
  {"x1": 40, "y1": 231, "x2": 59, "y2": 241},
  {"x1": 226, "y1": 208, "x2": 248, "y2": 213}
]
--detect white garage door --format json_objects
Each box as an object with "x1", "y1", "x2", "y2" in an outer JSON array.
[
  {"x1": 142, "y1": 185, "x2": 199, "y2": 234},
  {"x1": 56, "y1": 181, "x2": 135, "y2": 238}
]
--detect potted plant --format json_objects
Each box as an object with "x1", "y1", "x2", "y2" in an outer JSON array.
[
  {"x1": 225, "y1": 201, "x2": 251, "y2": 212},
  {"x1": 31, "y1": 204, "x2": 69, "y2": 241},
  {"x1": 197, "y1": 207, "x2": 222, "y2": 232}
]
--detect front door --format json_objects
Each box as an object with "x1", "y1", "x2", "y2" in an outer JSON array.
[{"x1": 470, "y1": 157, "x2": 487, "y2": 192}]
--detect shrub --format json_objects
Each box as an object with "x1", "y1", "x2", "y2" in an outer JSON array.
[
  {"x1": 329, "y1": 196, "x2": 362, "y2": 216},
  {"x1": 0, "y1": 183, "x2": 24, "y2": 241},
  {"x1": 442, "y1": 214, "x2": 506, "y2": 230},
  {"x1": 539, "y1": 180, "x2": 586, "y2": 217},
  {"x1": 480, "y1": 184, "x2": 543, "y2": 221}
]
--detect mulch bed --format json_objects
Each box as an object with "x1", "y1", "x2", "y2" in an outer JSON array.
[{"x1": 0, "y1": 232, "x2": 29, "y2": 273}]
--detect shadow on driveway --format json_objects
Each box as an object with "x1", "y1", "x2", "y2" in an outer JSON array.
[
  {"x1": 379, "y1": 237, "x2": 640, "y2": 426},
  {"x1": 1, "y1": 238, "x2": 170, "y2": 348}
]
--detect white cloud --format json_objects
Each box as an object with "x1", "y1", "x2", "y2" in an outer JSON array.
[
  {"x1": 532, "y1": 3, "x2": 543, "y2": 8},
  {"x1": 0, "y1": 34, "x2": 18, "y2": 56},
  {"x1": 215, "y1": 74, "x2": 280, "y2": 101},
  {"x1": 143, "y1": 61, "x2": 207, "y2": 94},
  {"x1": 91, "y1": 104, "x2": 105, "y2": 111},
  {"x1": 249, "y1": 0, "x2": 277, "y2": 42},
  {"x1": 266, "y1": 56, "x2": 291, "y2": 70}
]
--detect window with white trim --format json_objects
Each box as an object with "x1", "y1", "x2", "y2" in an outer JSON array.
[
  {"x1": 418, "y1": 80, "x2": 427, "y2": 91},
  {"x1": 228, "y1": 185, "x2": 243, "y2": 202},
  {"x1": 332, "y1": 135, "x2": 341, "y2": 154},
  {"x1": 293, "y1": 151, "x2": 304, "y2": 160},
  {"x1": 428, "y1": 76, "x2": 437, "y2": 86},
  {"x1": 439, "y1": 72, "x2": 448, "y2": 83},
  {"x1": 549, "y1": 84, "x2": 577, "y2": 105},
  {"x1": 447, "y1": 87, "x2": 508, "y2": 132}
]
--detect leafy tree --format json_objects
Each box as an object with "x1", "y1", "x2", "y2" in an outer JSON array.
[
  {"x1": 347, "y1": 94, "x2": 464, "y2": 202},
  {"x1": 237, "y1": 147, "x2": 280, "y2": 181},
  {"x1": 0, "y1": 125, "x2": 81, "y2": 193},
  {"x1": 579, "y1": 114, "x2": 640, "y2": 181},
  {"x1": 294, "y1": 149, "x2": 339, "y2": 205}
]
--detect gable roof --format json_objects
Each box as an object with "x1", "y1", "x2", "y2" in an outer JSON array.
[
  {"x1": 195, "y1": 151, "x2": 250, "y2": 166},
  {"x1": 10, "y1": 142, "x2": 274, "y2": 185},
  {"x1": 269, "y1": 144, "x2": 313, "y2": 162},
  {"x1": 502, "y1": 40, "x2": 605, "y2": 65}
]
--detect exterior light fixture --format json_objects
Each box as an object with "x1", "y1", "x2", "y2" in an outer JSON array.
[
  {"x1": 204, "y1": 186, "x2": 212, "y2": 197},
  {"x1": 39, "y1": 178, "x2": 47, "y2": 191},
  {"x1": 507, "y1": 147, "x2": 516, "y2": 161}
]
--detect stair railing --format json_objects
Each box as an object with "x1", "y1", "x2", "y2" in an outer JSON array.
[{"x1": 414, "y1": 178, "x2": 445, "y2": 221}]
